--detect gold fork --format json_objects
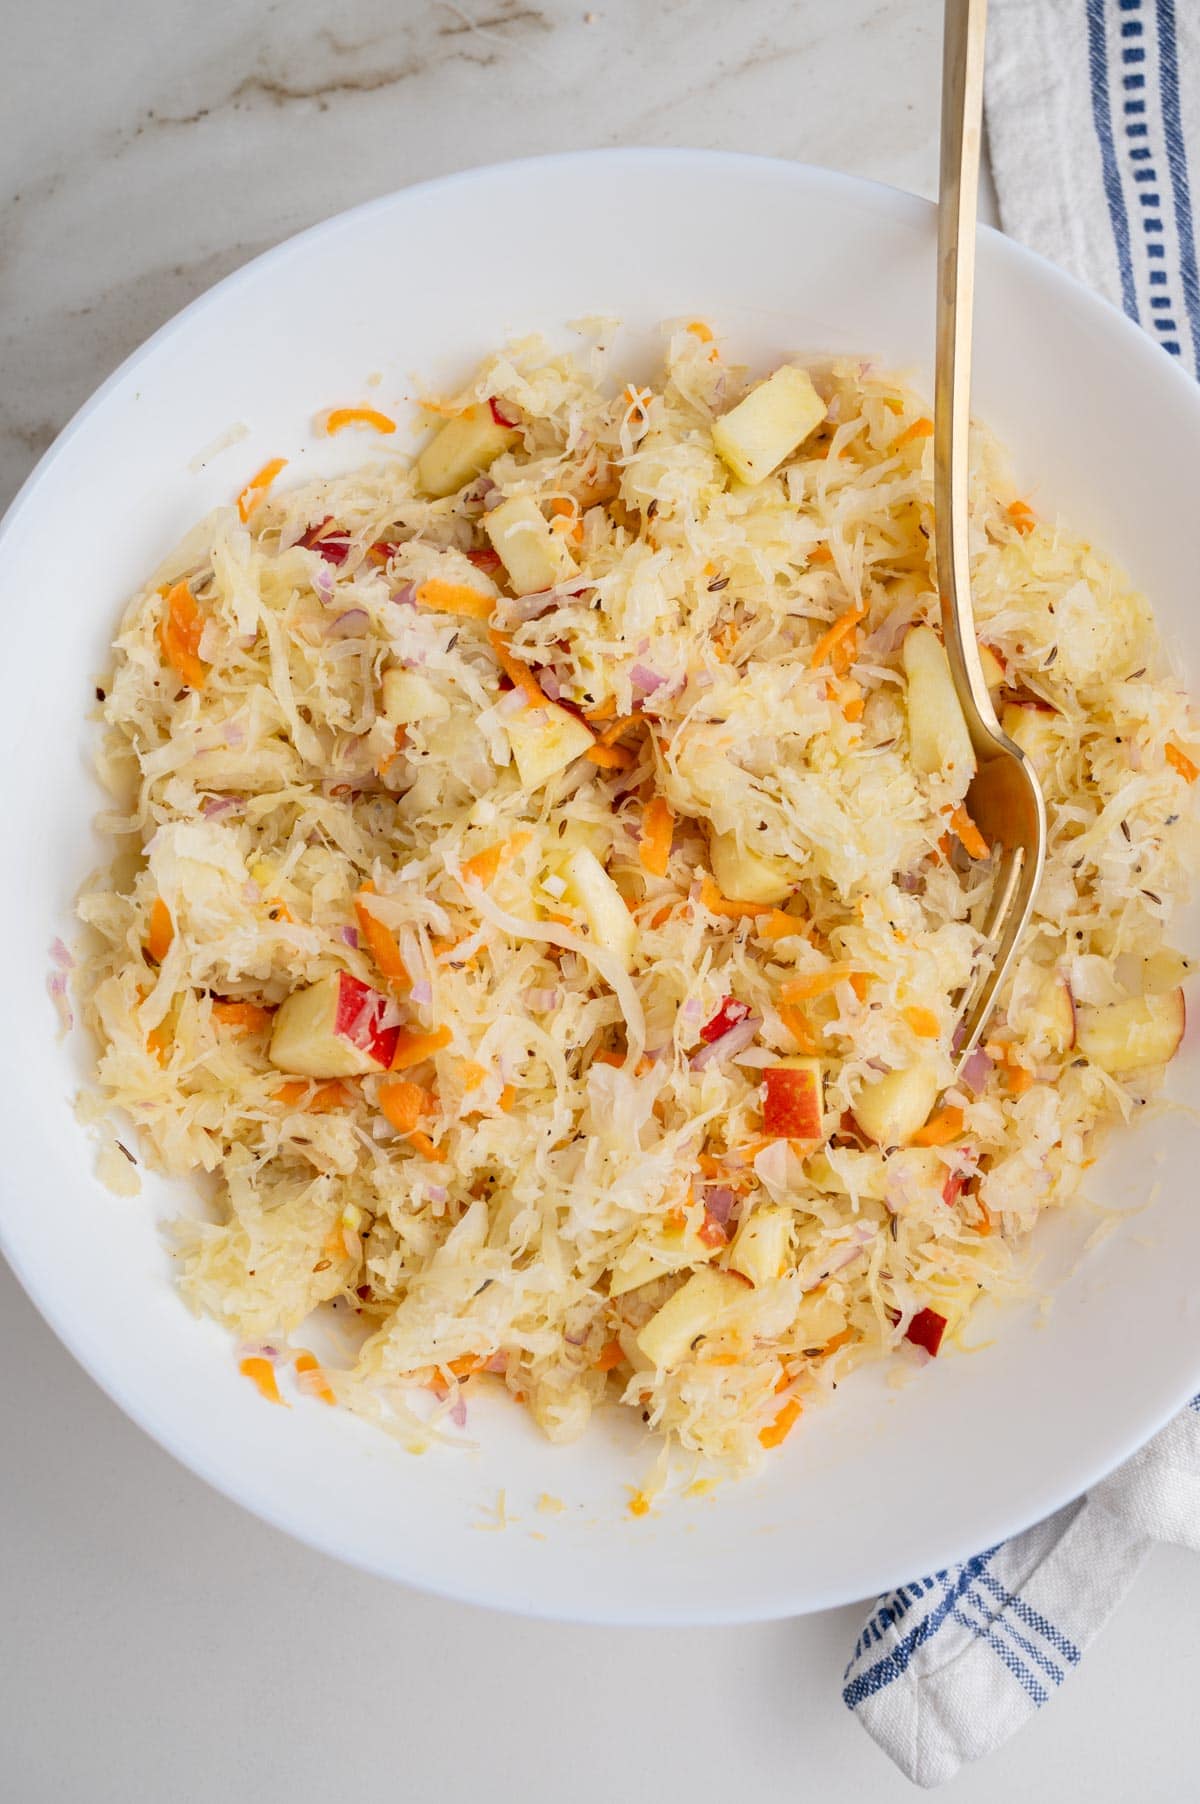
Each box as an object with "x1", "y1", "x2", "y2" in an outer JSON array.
[{"x1": 936, "y1": 0, "x2": 1047, "y2": 1062}]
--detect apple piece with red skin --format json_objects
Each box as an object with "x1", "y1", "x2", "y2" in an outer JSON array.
[
  {"x1": 905, "y1": 1307, "x2": 947, "y2": 1357},
  {"x1": 269, "y1": 971, "x2": 399, "y2": 1078},
  {"x1": 1029, "y1": 971, "x2": 1076, "y2": 1055},
  {"x1": 852, "y1": 1062, "x2": 941, "y2": 1148},
  {"x1": 762, "y1": 1057, "x2": 824, "y2": 1139},
  {"x1": 1075, "y1": 987, "x2": 1186, "y2": 1076}
]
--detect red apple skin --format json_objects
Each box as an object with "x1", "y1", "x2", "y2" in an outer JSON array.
[
  {"x1": 334, "y1": 973, "x2": 400, "y2": 1068},
  {"x1": 763, "y1": 1066, "x2": 822, "y2": 1139}
]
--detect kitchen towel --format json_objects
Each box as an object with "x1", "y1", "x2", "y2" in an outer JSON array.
[{"x1": 844, "y1": 0, "x2": 1200, "y2": 1784}]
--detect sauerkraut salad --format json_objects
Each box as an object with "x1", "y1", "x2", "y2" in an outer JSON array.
[{"x1": 76, "y1": 321, "x2": 1197, "y2": 1474}]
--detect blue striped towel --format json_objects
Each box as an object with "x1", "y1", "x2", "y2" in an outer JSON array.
[{"x1": 843, "y1": 1, "x2": 1200, "y2": 1784}]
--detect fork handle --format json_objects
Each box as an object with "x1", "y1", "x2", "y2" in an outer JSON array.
[{"x1": 934, "y1": 0, "x2": 998, "y2": 744}]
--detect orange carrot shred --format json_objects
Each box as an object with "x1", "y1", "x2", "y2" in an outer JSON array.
[
  {"x1": 780, "y1": 966, "x2": 867, "y2": 1003},
  {"x1": 911, "y1": 1105, "x2": 964, "y2": 1147},
  {"x1": 487, "y1": 629, "x2": 549, "y2": 707},
  {"x1": 146, "y1": 896, "x2": 174, "y2": 963},
  {"x1": 759, "y1": 1397, "x2": 802, "y2": 1449},
  {"x1": 239, "y1": 1356, "x2": 286, "y2": 1406},
  {"x1": 639, "y1": 797, "x2": 674, "y2": 876},
  {"x1": 211, "y1": 998, "x2": 273, "y2": 1034},
  {"x1": 157, "y1": 580, "x2": 208, "y2": 690},
  {"x1": 808, "y1": 603, "x2": 868, "y2": 671},
  {"x1": 415, "y1": 579, "x2": 494, "y2": 620},
  {"x1": 1006, "y1": 498, "x2": 1037, "y2": 534},
  {"x1": 390, "y1": 1025, "x2": 452, "y2": 1071},
  {"x1": 699, "y1": 875, "x2": 773, "y2": 919},
  {"x1": 902, "y1": 1005, "x2": 940, "y2": 1039},
  {"x1": 294, "y1": 1350, "x2": 337, "y2": 1406},
  {"x1": 895, "y1": 416, "x2": 934, "y2": 448},
  {"x1": 594, "y1": 1339, "x2": 625, "y2": 1371},
  {"x1": 1166, "y1": 741, "x2": 1200, "y2": 783},
  {"x1": 758, "y1": 908, "x2": 806, "y2": 942},
  {"x1": 947, "y1": 804, "x2": 990, "y2": 861},
  {"x1": 461, "y1": 830, "x2": 532, "y2": 889},
  {"x1": 406, "y1": 1128, "x2": 447, "y2": 1162},
  {"x1": 236, "y1": 457, "x2": 287, "y2": 522},
  {"x1": 378, "y1": 1079, "x2": 436, "y2": 1134},
  {"x1": 324, "y1": 406, "x2": 396, "y2": 436},
  {"x1": 779, "y1": 1006, "x2": 819, "y2": 1053},
  {"x1": 273, "y1": 1079, "x2": 353, "y2": 1112},
  {"x1": 586, "y1": 743, "x2": 636, "y2": 770},
  {"x1": 687, "y1": 320, "x2": 714, "y2": 342}
]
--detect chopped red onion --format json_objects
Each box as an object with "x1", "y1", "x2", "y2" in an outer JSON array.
[
  {"x1": 960, "y1": 1048, "x2": 993, "y2": 1095},
  {"x1": 391, "y1": 582, "x2": 417, "y2": 607},
  {"x1": 223, "y1": 718, "x2": 246, "y2": 746},
  {"x1": 313, "y1": 565, "x2": 336, "y2": 601},
  {"x1": 340, "y1": 925, "x2": 359, "y2": 949},
  {"x1": 496, "y1": 687, "x2": 529, "y2": 719},
  {"x1": 50, "y1": 938, "x2": 74, "y2": 970},
  {"x1": 238, "y1": 1339, "x2": 281, "y2": 1362},
  {"x1": 449, "y1": 1395, "x2": 468, "y2": 1428},
  {"x1": 690, "y1": 1015, "x2": 760, "y2": 1069},
  {"x1": 201, "y1": 795, "x2": 240, "y2": 819},
  {"x1": 409, "y1": 980, "x2": 433, "y2": 1008},
  {"x1": 563, "y1": 1325, "x2": 590, "y2": 1347},
  {"x1": 704, "y1": 1186, "x2": 737, "y2": 1226},
  {"x1": 326, "y1": 608, "x2": 370, "y2": 639},
  {"x1": 679, "y1": 998, "x2": 705, "y2": 1021},
  {"x1": 630, "y1": 662, "x2": 666, "y2": 697},
  {"x1": 300, "y1": 521, "x2": 352, "y2": 565},
  {"x1": 482, "y1": 1351, "x2": 508, "y2": 1375},
  {"x1": 427, "y1": 1184, "x2": 448, "y2": 1205},
  {"x1": 539, "y1": 667, "x2": 562, "y2": 700},
  {"x1": 523, "y1": 987, "x2": 559, "y2": 1012}
]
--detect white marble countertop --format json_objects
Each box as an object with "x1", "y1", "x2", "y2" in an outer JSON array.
[{"x1": 3, "y1": 3, "x2": 1197, "y2": 1800}]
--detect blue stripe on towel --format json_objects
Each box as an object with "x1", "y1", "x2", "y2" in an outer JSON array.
[
  {"x1": 1155, "y1": 0, "x2": 1200, "y2": 367},
  {"x1": 1086, "y1": 0, "x2": 1141, "y2": 317}
]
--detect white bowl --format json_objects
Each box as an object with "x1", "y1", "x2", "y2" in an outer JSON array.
[{"x1": 2, "y1": 150, "x2": 1199, "y2": 1625}]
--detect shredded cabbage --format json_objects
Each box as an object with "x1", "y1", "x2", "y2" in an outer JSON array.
[{"x1": 76, "y1": 322, "x2": 1197, "y2": 1472}]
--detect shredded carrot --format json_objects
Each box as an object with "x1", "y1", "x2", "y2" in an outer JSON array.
[
  {"x1": 779, "y1": 1006, "x2": 819, "y2": 1053},
  {"x1": 594, "y1": 1338, "x2": 625, "y2": 1371},
  {"x1": 324, "y1": 406, "x2": 396, "y2": 435},
  {"x1": 415, "y1": 579, "x2": 494, "y2": 620},
  {"x1": 687, "y1": 320, "x2": 713, "y2": 342},
  {"x1": 1006, "y1": 498, "x2": 1037, "y2": 534},
  {"x1": 354, "y1": 888, "x2": 409, "y2": 987},
  {"x1": 974, "y1": 1200, "x2": 994, "y2": 1237},
  {"x1": 549, "y1": 496, "x2": 585, "y2": 543},
  {"x1": 902, "y1": 1005, "x2": 940, "y2": 1039},
  {"x1": 639, "y1": 797, "x2": 674, "y2": 876},
  {"x1": 808, "y1": 603, "x2": 867, "y2": 671},
  {"x1": 497, "y1": 1084, "x2": 516, "y2": 1112},
  {"x1": 378, "y1": 1079, "x2": 436, "y2": 1134},
  {"x1": 585, "y1": 695, "x2": 618, "y2": 723},
  {"x1": 663, "y1": 1205, "x2": 687, "y2": 1231},
  {"x1": 699, "y1": 875, "x2": 773, "y2": 919},
  {"x1": 586, "y1": 743, "x2": 636, "y2": 770},
  {"x1": 146, "y1": 896, "x2": 174, "y2": 963},
  {"x1": 146, "y1": 1022, "x2": 171, "y2": 1066},
  {"x1": 389, "y1": 1024, "x2": 453, "y2": 1071},
  {"x1": 821, "y1": 1328, "x2": 856, "y2": 1357},
  {"x1": 947, "y1": 803, "x2": 990, "y2": 861},
  {"x1": 211, "y1": 998, "x2": 273, "y2": 1034},
  {"x1": 757, "y1": 908, "x2": 806, "y2": 942},
  {"x1": 592, "y1": 1049, "x2": 625, "y2": 1069},
  {"x1": 456, "y1": 1060, "x2": 488, "y2": 1092},
  {"x1": 236, "y1": 456, "x2": 287, "y2": 522},
  {"x1": 239, "y1": 1356, "x2": 285, "y2": 1406},
  {"x1": 406, "y1": 1128, "x2": 447, "y2": 1162},
  {"x1": 839, "y1": 678, "x2": 865, "y2": 721},
  {"x1": 648, "y1": 901, "x2": 676, "y2": 929},
  {"x1": 895, "y1": 416, "x2": 934, "y2": 449},
  {"x1": 294, "y1": 1350, "x2": 337, "y2": 1406},
  {"x1": 273, "y1": 1079, "x2": 353, "y2": 1112},
  {"x1": 911, "y1": 1105, "x2": 964, "y2": 1147},
  {"x1": 156, "y1": 580, "x2": 208, "y2": 690},
  {"x1": 487, "y1": 629, "x2": 549, "y2": 707},
  {"x1": 780, "y1": 966, "x2": 869, "y2": 1003},
  {"x1": 628, "y1": 1490, "x2": 651, "y2": 1517},
  {"x1": 1166, "y1": 740, "x2": 1200, "y2": 783},
  {"x1": 1005, "y1": 1062, "x2": 1035, "y2": 1097},
  {"x1": 808, "y1": 543, "x2": 834, "y2": 566},
  {"x1": 728, "y1": 1136, "x2": 772, "y2": 1164},
  {"x1": 431, "y1": 934, "x2": 479, "y2": 969},
  {"x1": 598, "y1": 713, "x2": 639, "y2": 748},
  {"x1": 759, "y1": 1397, "x2": 802, "y2": 1449},
  {"x1": 461, "y1": 830, "x2": 532, "y2": 889}
]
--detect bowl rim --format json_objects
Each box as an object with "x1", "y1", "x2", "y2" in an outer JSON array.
[{"x1": 4, "y1": 146, "x2": 1200, "y2": 1625}]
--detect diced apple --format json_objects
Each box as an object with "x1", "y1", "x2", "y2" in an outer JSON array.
[
  {"x1": 805, "y1": 1146, "x2": 889, "y2": 1201},
  {"x1": 852, "y1": 1062, "x2": 941, "y2": 1148},
  {"x1": 711, "y1": 365, "x2": 826, "y2": 485},
  {"x1": 608, "y1": 1220, "x2": 719, "y2": 1297},
  {"x1": 561, "y1": 845, "x2": 636, "y2": 968},
  {"x1": 381, "y1": 668, "x2": 449, "y2": 724},
  {"x1": 1001, "y1": 700, "x2": 1059, "y2": 779},
  {"x1": 417, "y1": 403, "x2": 517, "y2": 499},
  {"x1": 977, "y1": 644, "x2": 1006, "y2": 696},
  {"x1": 727, "y1": 1204, "x2": 793, "y2": 1286},
  {"x1": 484, "y1": 494, "x2": 574, "y2": 596},
  {"x1": 1139, "y1": 948, "x2": 1195, "y2": 995},
  {"x1": 708, "y1": 828, "x2": 796, "y2": 904},
  {"x1": 1027, "y1": 971, "x2": 1076, "y2": 1055},
  {"x1": 902, "y1": 625, "x2": 976, "y2": 784},
  {"x1": 635, "y1": 1267, "x2": 748, "y2": 1369},
  {"x1": 503, "y1": 701, "x2": 594, "y2": 789},
  {"x1": 793, "y1": 1289, "x2": 847, "y2": 1349},
  {"x1": 762, "y1": 1057, "x2": 824, "y2": 1139},
  {"x1": 1076, "y1": 988, "x2": 1186, "y2": 1075},
  {"x1": 269, "y1": 971, "x2": 398, "y2": 1078}
]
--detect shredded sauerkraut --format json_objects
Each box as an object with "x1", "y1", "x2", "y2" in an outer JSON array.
[{"x1": 76, "y1": 321, "x2": 1197, "y2": 1472}]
